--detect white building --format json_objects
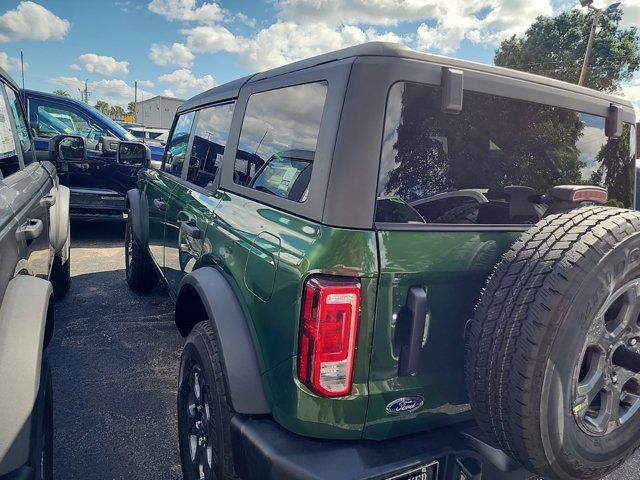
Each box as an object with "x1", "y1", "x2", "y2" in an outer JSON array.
[{"x1": 135, "y1": 95, "x2": 184, "y2": 129}]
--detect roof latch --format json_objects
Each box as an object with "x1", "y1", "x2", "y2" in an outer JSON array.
[{"x1": 441, "y1": 67, "x2": 464, "y2": 114}]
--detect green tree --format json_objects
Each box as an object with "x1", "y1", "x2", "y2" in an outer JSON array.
[
  {"x1": 94, "y1": 100, "x2": 110, "y2": 116},
  {"x1": 109, "y1": 105, "x2": 126, "y2": 119},
  {"x1": 495, "y1": 8, "x2": 640, "y2": 92},
  {"x1": 52, "y1": 89, "x2": 70, "y2": 97},
  {"x1": 127, "y1": 102, "x2": 136, "y2": 118}
]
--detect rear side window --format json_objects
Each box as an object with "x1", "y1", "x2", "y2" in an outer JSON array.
[
  {"x1": 377, "y1": 82, "x2": 635, "y2": 225},
  {"x1": 0, "y1": 84, "x2": 20, "y2": 178},
  {"x1": 233, "y1": 82, "x2": 327, "y2": 202},
  {"x1": 164, "y1": 111, "x2": 195, "y2": 177},
  {"x1": 187, "y1": 101, "x2": 235, "y2": 191}
]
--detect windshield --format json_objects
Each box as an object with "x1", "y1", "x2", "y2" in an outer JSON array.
[
  {"x1": 87, "y1": 104, "x2": 136, "y2": 140},
  {"x1": 377, "y1": 82, "x2": 636, "y2": 225}
]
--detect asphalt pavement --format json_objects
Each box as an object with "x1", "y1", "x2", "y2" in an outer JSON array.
[
  {"x1": 48, "y1": 221, "x2": 183, "y2": 480},
  {"x1": 46, "y1": 221, "x2": 639, "y2": 480}
]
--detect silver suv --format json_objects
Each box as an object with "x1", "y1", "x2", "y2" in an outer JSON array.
[{"x1": 0, "y1": 67, "x2": 72, "y2": 480}]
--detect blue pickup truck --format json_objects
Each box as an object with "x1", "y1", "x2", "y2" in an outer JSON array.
[{"x1": 22, "y1": 90, "x2": 164, "y2": 219}]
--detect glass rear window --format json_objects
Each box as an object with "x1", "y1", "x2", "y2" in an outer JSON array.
[
  {"x1": 233, "y1": 81, "x2": 327, "y2": 202},
  {"x1": 377, "y1": 82, "x2": 635, "y2": 225}
]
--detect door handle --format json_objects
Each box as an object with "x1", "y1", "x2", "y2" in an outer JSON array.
[
  {"x1": 40, "y1": 195, "x2": 56, "y2": 208},
  {"x1": 180, "y1": 220, "x2": 201, "y2": 239},
  {"x1": 17, "y1": 219, "x2": 44, "y2": 242},
  {"x1": 153, "y1": 198, "x2": 167, "y2": 211},
  {"x1": 399, "y1": 286, "x2": 428, "y2": 377}
]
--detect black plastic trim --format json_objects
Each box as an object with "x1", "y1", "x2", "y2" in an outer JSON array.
[
  {"x1": 177, "y1": 267, "x2": 270, "y2": 414},
  {"x1": 125, "y1": 189, "x2": 149, "y2": 245}
]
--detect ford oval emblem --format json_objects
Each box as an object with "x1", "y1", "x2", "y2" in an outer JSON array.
[{"x1": 385, "y1": 396, "x2": 424, "y2": 415}]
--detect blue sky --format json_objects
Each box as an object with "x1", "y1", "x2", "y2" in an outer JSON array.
[{"x1": 0, "y1": 0, "x2": 638, "y2": 112}]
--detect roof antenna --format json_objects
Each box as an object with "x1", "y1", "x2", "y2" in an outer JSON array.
[{"x1": 20, "y1": 51, "x2": 25, "y2": 91}]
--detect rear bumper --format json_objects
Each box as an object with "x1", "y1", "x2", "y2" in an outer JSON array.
[
  {"x1": 231, "y1": 417, "x2": 534, "y2": 480},
  {"x1": 70, "y1": 188, "x2": 126, "y2": 219}
]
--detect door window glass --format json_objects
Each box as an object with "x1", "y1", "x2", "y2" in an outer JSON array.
[
  {"x1": 187, "y1": 102, "x2": 235, "y2": 190},
  {"x1": 377, "y1": 82, "x2": 635, "y2": 225},
  {"x1": 233, "y1": 82, "x2": 327, "y2": 202},
  {"x1": 5, "y1": 87, "x2": 34, "y2": 166},
  {"x1": 30, "y1": 99, "x2": 110, "y2": 149},
  {"x1": 163, "y1": 112, "x2": 195, "y2": 177},
  {"x1": 0, "y1": 84, "x2": 20, "y2": 177}
]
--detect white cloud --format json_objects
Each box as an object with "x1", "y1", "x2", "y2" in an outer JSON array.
[
  {"x1": 75, "y1": 53, "x2": 129, "y2": 76},
  {"x1": 149, "y1": 42, "x2": 195, "y2": 67},
  {"x1": 182, "y1": 22, "x2": 409, "y2": 71},
  {"x1": 619, "y1": 1, "x2": 640, "y2": 30},
  {"x1": 0, "y1": 51, "x2": 24, "y2": 71},
  {"x1": 0, "y1": 1, "x2": 70, "y2": 42},
  {"x1": 147, "y1": 0, "x2": 223, "y2": 22},
  {"x1": 161, "y1": 89, "x2": 176, "y2": 97},
  {"x1": 137, "y1": 79, "x2": 155, "y2": 88},
  {"x1": 158, "y1": 68, "x2": 215, "y2": 94},
  {"x1": 183, "y1": 25, "x2": 242, "y2": 53},
  {"x1": 48, "y1": 76, "x2": 154, "y2": 106}
]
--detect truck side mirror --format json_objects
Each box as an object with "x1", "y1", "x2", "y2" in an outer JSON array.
[
  {"x1": 48, "y1": 134, "x2": 86, "y2": 163},
  {"x1": 117, "y1": 141, "x2": 150, "y2": 167},
  {"x1": 99, "y1": 135, "x2": 121, "y2": 154}
]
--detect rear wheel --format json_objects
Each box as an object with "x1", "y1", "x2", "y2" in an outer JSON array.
[
  {"x1": 466, "y1": 206, "x2": 640, "y2": 480},
  {"x1": 125, "y1": 215, "x2": 158, "y2": 292},
  {"x1": 178, "y1": 322, "x2": 237, "y2": 480},
  {"x1": 31, "y1": 358, "x2": 53, "y2": 480}
]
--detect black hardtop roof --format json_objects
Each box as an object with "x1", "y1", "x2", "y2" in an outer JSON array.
[{"x1": 179, "y1": 42, "x2": 634, "y2": 114}]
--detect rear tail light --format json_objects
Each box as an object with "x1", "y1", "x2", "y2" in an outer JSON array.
[{"x1": 298, "y1": 276, "x2": 361, "y2": 397}]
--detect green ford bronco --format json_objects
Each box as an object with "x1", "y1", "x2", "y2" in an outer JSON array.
[{"x1": 124, "y1": 42, "x2": 640, "y2": 480}]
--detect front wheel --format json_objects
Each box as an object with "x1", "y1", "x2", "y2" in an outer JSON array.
[
  {"x1": 125, "y1": 215, "x2": 158, "y2": 292},
  {"x1": 178, "y1": 322, "x2": 237, "y2": 480},
  {"x1": 50, "y1": 224, "x2": 70, "y2": 299}
]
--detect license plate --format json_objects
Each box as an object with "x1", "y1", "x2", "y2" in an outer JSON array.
[{"x1": 386, "y1": 462, "x2": 438, "y2": 480}]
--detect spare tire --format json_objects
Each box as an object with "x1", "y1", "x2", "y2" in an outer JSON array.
[{"x1": 466, "y1": 206, "x2": 640, "y2": 480}]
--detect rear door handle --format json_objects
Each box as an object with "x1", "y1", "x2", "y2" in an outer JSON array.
[
  {"x1": 153, "y1": 198, "x2": 167, "y2": 211},
  {"x1": 40, "y1": 195, "x2": 56, "y2": 208},
  {"x1": 399, "y1": 286, "x2": 428, "y2": 377},
  {"x1": 180, "y1": 220, "x2": 201, "y2": 239},
  {"x1": 17, "y1": 219, "x2": 44, "y2": 242}
]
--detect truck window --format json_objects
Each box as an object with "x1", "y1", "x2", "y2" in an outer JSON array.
[
  {"x1": 187, "y1": 101, "x2": 235, "y2": 191},
  {"x1": 163, "y1": 111, "x2": 195, "y2": 177},
  {"x1": 30, "y1": 98, "x2": 109, "y2": 148},
  {"x1": 4, "y1": 86, "x2": 34, "y2": 166},
  {"x1": 233, "y1": 82, "x2": 327, "y2": 202},
  {"x1": 0, "y1": 84, "x2": 21, "y2": 177},
  {"x1": 377, "y1": 82, "x2": 636, "y2": 225}
]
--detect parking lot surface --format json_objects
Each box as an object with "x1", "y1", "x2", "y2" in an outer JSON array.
[
  {"x1": 46, "y1": 221, "x2": 640, "y2": 480},
  {"x1": 48, "y1": 221, "x2": 183, "y2": 480}
]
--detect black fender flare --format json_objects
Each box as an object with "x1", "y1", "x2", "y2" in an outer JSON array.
[
  {"x1": 176, "y1": 267, "x2": 270, "y2": 415},
  {"x1": 125, "y1": 189, "x2": 149, "y2": 246}
]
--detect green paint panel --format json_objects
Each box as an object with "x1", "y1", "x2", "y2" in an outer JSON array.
[{"x1": 363, "y1": 229, "x2": 520, "y2": 440}]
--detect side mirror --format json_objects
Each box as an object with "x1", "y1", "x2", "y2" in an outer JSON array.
[
  {"x1": 99, "y1": 135, "x2": 120, "y2": 154},
  {"x1": 117, "y1": 141, "x2": 150, "y2": 167},
  {"x1": 48, "y1": 134, "x2": 85, "y2": 163}
]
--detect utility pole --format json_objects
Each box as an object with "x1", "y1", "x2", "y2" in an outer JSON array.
[
  {"x1": 578, "y1": 10, "x2": 600, "y2": 86},
  {"x1": 578, "y1": 0, "x2": 622, "y2": 87},
  {"x1": 20, "y1": 51, "x2": 25, "y2": 91},
  {"x1": 134, "y1": 80, "x2": 138, "y2": 121}
]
